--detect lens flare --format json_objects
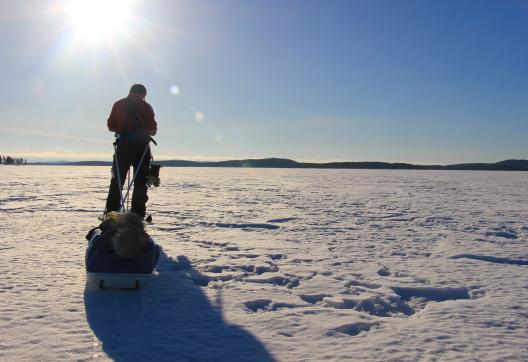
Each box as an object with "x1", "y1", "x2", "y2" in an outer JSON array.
[
  {"x1": 194, "y1": 111, "x2": 205, "y2": 122},
  {"x1": 170, "y1": 85, "x2": 181, "y2": 96}
]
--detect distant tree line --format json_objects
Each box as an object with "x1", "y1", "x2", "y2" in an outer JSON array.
[{"x1": 0, "y1": 155, "x2": 27, "y2": 165}]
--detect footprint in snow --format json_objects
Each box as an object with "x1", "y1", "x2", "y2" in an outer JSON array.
[
  {"x1": 244, "y1": 299, "x2": 304, "y2": 312},
  {"x1": 377, "y1": 266, "x2": 391, "y2": 276},
  {"x1": 266, "y1": 217, "x2": 297, "y2": 223},
  {"x1": 327, "y1": 322, "x2": 379, "y2": 337},
  {"x1": 485, "y1": 229, "x2": 518, "y2": 239},
  {"x1": 451, "y1": 254, "x2": 528, "y2": 266},
  {"x1": 215, "y1": 223, "x2": 280, "y2": 230}
]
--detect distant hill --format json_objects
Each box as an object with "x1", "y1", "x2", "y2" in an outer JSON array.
[
  {"x1": 31, "y1": 161, "x2": 111, "y2": 166},
  {"x1": 159, "y1": 158, "x2": 301, "y2": 168},
  {"x1": 442, "y1": 159, "x2": 528, "y2": 171},
  {"x1": 29, "y1": 158, "x2": 528, "y2": 171}
]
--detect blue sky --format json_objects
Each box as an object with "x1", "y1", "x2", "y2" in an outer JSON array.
[{"x1": 0, "y1": 0, "x2": 527, "y2": 163}]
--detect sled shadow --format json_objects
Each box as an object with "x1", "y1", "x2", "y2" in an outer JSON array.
[{"x1": 84, "y1": 250, "x2": 275, "y2": 361}]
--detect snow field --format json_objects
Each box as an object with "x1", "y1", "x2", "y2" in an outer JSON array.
[{"x1": 0, "y1": 166, "x2": 527, "y2": 361}]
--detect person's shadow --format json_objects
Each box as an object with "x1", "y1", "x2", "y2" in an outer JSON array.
[{"x1": 84, "y1": 250, "x2": 275, "y2": 361}]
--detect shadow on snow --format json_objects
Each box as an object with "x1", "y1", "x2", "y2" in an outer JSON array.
[{"x1": 84, "y1": 250, "x2": 275, "y2": 361}]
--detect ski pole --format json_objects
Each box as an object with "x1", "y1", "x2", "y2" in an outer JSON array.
[
  {"x1": 113, "y1": 143, "x2": 126, "y2": 213},
  {"x1": 120, "y1": 139, "x2": 154, "y2": 210},
  {"x1": 126, "y1": 168, "x2": 131, "y2": 212}
]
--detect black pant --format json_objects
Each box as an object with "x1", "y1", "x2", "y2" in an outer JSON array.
[{"x1": 105, "y1": 142, "x2": 150, "y2": 218}]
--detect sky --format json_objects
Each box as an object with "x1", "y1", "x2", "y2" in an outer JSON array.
[{"x1": 0, "y1": 0, "x2": 527, "y2": 164}]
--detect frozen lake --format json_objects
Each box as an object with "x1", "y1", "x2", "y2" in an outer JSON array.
[{"x1": 1, "y1": 166, "x2": 527, "y2": 361}]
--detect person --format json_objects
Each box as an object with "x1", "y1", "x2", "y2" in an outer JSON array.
[
  {"x1": 105, "y1": 84, "x2": 157, "y2": 219},
  {"x1": 85, "y1": 212, "x2": 160, "y2": 274}
]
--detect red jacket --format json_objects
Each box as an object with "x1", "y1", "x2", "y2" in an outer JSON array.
[{"x1": 107, "y1": 95, "x2": 157, "y2": 135}]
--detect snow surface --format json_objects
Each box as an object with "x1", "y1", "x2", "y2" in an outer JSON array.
[{"x1": 0, "y1": 166, "x2": 527, "y2": 361}]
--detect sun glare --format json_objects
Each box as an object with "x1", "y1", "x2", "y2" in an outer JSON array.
[{"x1": 68, "y1": 0, "x2": 131, "y2": 44}]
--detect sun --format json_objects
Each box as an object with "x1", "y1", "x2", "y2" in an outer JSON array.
[{"x1": 67, "y1": 0, "x2": 131, "y2": 44}]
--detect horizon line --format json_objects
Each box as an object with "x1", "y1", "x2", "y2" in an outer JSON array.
[{"x1": 25, "y1": 156, "x2": 528, "y2": 167}]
